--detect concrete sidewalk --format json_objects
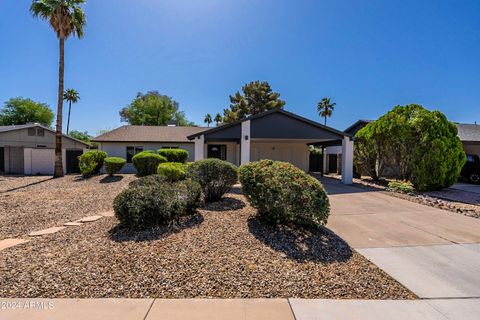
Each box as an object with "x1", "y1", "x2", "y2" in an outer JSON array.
[{"x1": 1, "y1": 298, "x2": 479, "y2": 320}]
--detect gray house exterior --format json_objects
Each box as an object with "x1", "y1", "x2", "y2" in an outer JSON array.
[{"x1": 0, "y1": 123, "x2": 89, "y2": 175}]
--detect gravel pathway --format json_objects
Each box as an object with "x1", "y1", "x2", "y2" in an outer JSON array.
[
  {"x1": 0, "y1": 175, "x2": 136, "y2": 238},
  {"x1": 0, "y1": 189, "x2": 414, "y2": 299}
]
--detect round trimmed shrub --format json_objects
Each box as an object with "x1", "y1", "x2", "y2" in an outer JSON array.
[
  {"x1": 78, "y1": 150, "x2": 108, "y2": 177},
  {"x1": 129, "y1": 174, "x2": 166, "y2": 188},
  {"x1": 113, "y1": 179, "x2": 203, "y2": 230},
  {"x1": 104, "y1": 157, "x2": 126, "y2": 176},
  {"x1": 132, "y1": 151, "x2": 167, "y2": 176},
  {"x1": 186, "y1": 158, "x2": 238, "y2": 202},
  {"x1": 239, "y1": 160, "x2": 330, "y2": 227},
  {"x1": 157, "y1": 162, "x2": 186, "y2": 182},
  {"x1": 158, "y1": 149, "x2": 189, "y2": 163}
]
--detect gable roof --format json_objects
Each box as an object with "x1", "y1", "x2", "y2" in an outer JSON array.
[
  {"x1": 187, "y1": 108, "x2": 350, "y2": 140},
  {"x1": 0, "y1": 123, "x2": 90, "y2": 146},
  {"x1": 92, "y1": 125, "x2": 208, "y2": 143},
  {"x1": 456, "y1": 123, "x2": 480, "y2": 142},
  {"x1": 344, "y1": 119, "x2": 373, "y2": 135}
]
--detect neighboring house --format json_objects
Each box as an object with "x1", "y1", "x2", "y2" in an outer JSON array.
[
  {"x1": 93, "y1": 109, "x2": 354, "y2": 184},
  {"x1": 456, "y1": 123, "x2": 480, "y2": 157},
  {"x1": 92, "y1": 125, "x2": 208, "y2": 173},
  {"x1": 0, "y1": 123, "x2": 89, "y2": 175}
]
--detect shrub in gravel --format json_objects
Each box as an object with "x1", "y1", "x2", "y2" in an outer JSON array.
[
  {"x1": 132, "y1": 151, "x2": 167, "y2": 177},
  {"x1": 129, "y1": 174, "x2": 167, "y2": 188},
  {"x1": 78, "y1": 150, "x2": 108, "y2": 177},
  {"x1": 158, "y1": 149, "x2": 189, "y2": 163},
  {"x1": 113, "y1": 179, "x2": 203, "y2": 230},
  {"x1": 104, "y1": 157, "x2": 126, "y2": 176},
  {"x1": 388, "y1": 180, "x2": 414, "y2": 194},
  {"x1": 239, "y1": 160, "x2": 330, "y2": 227},
  {"x1": 186, "y1": 158, "x2": 238, "y2": 202},
  {"x1": 157, "y1": 162, "x2": 186, "y2": 182}
]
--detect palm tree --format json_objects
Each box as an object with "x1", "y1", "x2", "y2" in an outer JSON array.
[
  {"x1": 63, "y1": 88, "x2": 80, "y2": 134},
  {"x1": 317, "y1": 97, "x2": 336, "y2": 126},
  {"x1": 31, "y1": 0, "x2": 86, "y2": 178},
  {"x1": 214, "y1": 113, "x2": 223, "y2": 126},
  {"x1": 204, "y1": 113, "x2": 212, "y2": 127}
]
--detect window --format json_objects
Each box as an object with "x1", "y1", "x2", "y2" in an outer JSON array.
[
  {"x1": 207, "y1": 145, "x2": 227, "y2": 161},
  {"x1": 37, "y1": 128, "x2": 44, "y2": 136},
  {"x1": 28, "y1": 128, "x2": 36, "y2": 136},
  {"x1": 126, "y1": 146, "x2": 143, "y2": 163},
  {"x1": 36, "y1": 145, "x2": 47, "y2": 148},
  {"x1": 161, "y1": 146, "x2": 179, "y2": 149}
]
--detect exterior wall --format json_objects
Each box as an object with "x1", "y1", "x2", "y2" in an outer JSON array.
[
  {"x1": 97, "y1": 142, "x2": 195, "y2": 173},
  {"x1": 204, "y1": 141, "x2": 239, "y2": 165},
  {"x1": 463, "y1": 143, "x2": 480, "y2": 157},
  {"x1": 0, "y1": 128, "x2": 87, "y2": 149},
  {"x1": 250, "y1": 140, "x2": 309, "y2": 171}
]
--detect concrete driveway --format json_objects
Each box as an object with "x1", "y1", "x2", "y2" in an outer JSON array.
[{"x1": 322, "y1": 178, "x2": 480, "y2": 300}]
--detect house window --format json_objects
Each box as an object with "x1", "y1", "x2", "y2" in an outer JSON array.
[
  {"x1": 161, "y1": 146, "x2": 179, "y2": 149},
  {"x1": 28, "y1": 128, "x2": 36, "y2": 136},
  {"x1": 37, "y1": 128, "x2": 45, "y2": 136},
  {"x1": 36, "y1": 145, "x2": 47, "y2": 148},
  {"x1": 207, "y1": 145, "x2": 227, "y2": 161},
  {"x1": 126, "y1": 146, "x2": 143, "y2": 163}
]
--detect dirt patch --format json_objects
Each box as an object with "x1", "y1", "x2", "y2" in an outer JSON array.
[
  {"x1": 0, "y1": 190, "x2": 414, "y2": 299},
  {"x1": 0, "y1": 174, "x2": 136, "y2": 238}
]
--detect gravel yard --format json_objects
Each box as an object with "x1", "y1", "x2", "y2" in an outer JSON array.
[
  {"x1": 0, "y1": 174, "x2": 136, "y2": 238},
  {"x1": 0, "y1": 181, "x2": 414, "y2": 299}
]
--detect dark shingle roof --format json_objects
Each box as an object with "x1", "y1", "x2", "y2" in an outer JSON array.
[
  {"x1": 456, "y1": 123, "x2": 480, "y2": 142},
  {"x1": 92, "y1": 125, "x2": 208, "y2": 143}
]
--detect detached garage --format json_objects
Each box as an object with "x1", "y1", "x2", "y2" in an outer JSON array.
[{"x1": 0, "y1": 123, "x2": 89, "y2": 175}]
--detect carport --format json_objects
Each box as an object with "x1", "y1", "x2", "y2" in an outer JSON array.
[{"x1": 188, "y1": 109, "x2": 354, "y2": 184}]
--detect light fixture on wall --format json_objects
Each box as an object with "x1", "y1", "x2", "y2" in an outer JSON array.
[{"x1": 244, "y1": 135, "x2": 249, "y2": 140}]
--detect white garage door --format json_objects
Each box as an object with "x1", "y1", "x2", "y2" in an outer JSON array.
[
  {"x1": 30, "y1": 148, "x2": 55, "y2": 175},
  {"x1": 250, "y1": 142, "x2": 308, "y2": 171}
]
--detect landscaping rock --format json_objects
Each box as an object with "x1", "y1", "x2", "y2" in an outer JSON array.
[
  {"x1": 28, "y1": 226, "x2": 66, "y2": 237},
  {"x1": 78, "y1": 215, "x2": 103, "y2": 223}
]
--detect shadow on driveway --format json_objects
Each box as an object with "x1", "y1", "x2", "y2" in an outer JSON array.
[{"x1": 247, "y1": 216, "x2": 352, "y2": 263}]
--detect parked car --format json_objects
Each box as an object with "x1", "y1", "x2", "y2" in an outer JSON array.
[{"x1": 461, "y1": 154, "x2": 480, "y2": 184}]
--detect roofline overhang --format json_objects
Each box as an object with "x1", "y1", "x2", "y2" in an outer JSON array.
[{"x1": 0, "y1": 123, "x2": 90, "y2": 146}]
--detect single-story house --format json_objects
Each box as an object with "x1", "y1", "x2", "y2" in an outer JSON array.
[
  {"x1": 323, "y1": 119, "x2": 480, "y2": 175},
  {"x1": 93, "y1": 109, "x2": 355, "y2": 184},
  {"x1": 0, "y1": 123, "x2": 89, "y2": 175}
]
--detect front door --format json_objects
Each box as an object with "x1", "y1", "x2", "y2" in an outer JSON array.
[
  {"x1": 207, "y1": 145, "x2": 227, "y2": 160},
  {"x1": 66, "y1": 150, "x2": 83, "y2": 174}
]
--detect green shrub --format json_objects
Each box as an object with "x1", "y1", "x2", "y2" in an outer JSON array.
[
  {"x1": 388, "y1": 180, "x2": 415, "y2": 194},
  {"x1": 186, "y1": 158, "x2": 238, "y2": 201},
  {"x1": 129, "y1": 174, "x2": 167, "y2": 188},
  {"x1": 157, "y1": 162, "x2": 186, "y2": 182},
  {"x1": 113, "y1": 179, "x2": 203, "y2": 230},
  {"x1": 104, "y1": 157, "x2": 126, "y2": 176},
  {"x1": 158, "y1": 149, "x2": 189, "y2": 163},
  {"x1": 355, "y1": 104, "x2": 466, "y2": 191},
  {"x1": 78, "y1": 150, "x2": 108, "y2": 177},
  {"x1": 239, "y1": 160, "x2": 330, "y2": 227},
  {"x1": 132, "y1": 151, "x2": 167, "y2": 176}
]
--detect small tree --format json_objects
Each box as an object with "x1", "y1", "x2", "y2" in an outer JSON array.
[
  {"x1": 63, "y1": 88, "x2": 80, "y2": 134},
  {"x1": 214, "y1": 113, "x2": 223, "y2": 126},
  {"x1": 0, "y1": 97, "x2": 54, "y2": 126},
  {"x1": 204, "y1": 114, "x2": 212, "y2": 127},
  {"x1": 317, "y1": 97, "x2": 336, "y2": 126}
]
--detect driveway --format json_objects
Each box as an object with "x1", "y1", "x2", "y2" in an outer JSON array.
[{"x1": 322, "y1": 178, "x2": 480, "y2": 300}]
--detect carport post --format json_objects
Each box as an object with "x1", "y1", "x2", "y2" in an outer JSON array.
[
  {"x1": 241, "y1": 120, "x2": 251, "y2": 165},
  {"x1": 194, "y1": 134, "x2": 205, "y2": 161},
  {"x1": 341, "y1": 136, "x2": 353, "y2": 184}
]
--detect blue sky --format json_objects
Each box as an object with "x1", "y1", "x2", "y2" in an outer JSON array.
[{"x1": 1, "y1": 0, "x2": 479, "y2": 135}]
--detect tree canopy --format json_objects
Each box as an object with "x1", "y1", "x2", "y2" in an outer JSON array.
[
  {"x1": 354, "y1": 104, "x2": 466, "y2": 191},
  {"x1": 119, "y1": 91, "x2": 194, "y2": 126},
  {"x1": 0, "y1": 97, "x2": 54, "y2": 126},
  {"x1": 222, "y1": 81, "x2": 285, "y2": 123},
  {"x1": 68, "y1": 130, "x2": 92, "y2": 142},
  {"x1": 317, "y1": 97, "x2": 336, "y2": 125}
]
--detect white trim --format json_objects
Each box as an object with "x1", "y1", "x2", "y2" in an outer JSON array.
[
  {"x1": 341, "y1": 137, "x2": 353, "y2": 184},
  {"x1": 241, "y1": 120, "x2": 251, "y2": 165},
  {"x1": 194, "y1": 135, "x2": 205, "y2": 161}
]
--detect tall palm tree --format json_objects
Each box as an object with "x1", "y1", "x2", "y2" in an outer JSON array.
[
  {"x1": 31, "y1": 0, "x2": 86, "y2": 178},
  {"x1": 317, "y1": 97, "x2": 336, "y2": 126},
  {"x1": 204, "y1": 113, "x2": 212, "y2": 127},
  {"x1": 63, "y1": 88, "x2": 80, "y2": 134},
  {"x1": 214, "y1": 113, "x2": 223, "y2": 126}
]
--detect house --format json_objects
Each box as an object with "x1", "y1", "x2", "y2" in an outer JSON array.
[
  {"x1": 94, "y1": 109, "x2": 355, "y2": 184},
  {"x1": 0, "y1": 123, "x2": 89, "y2": 175},
  {"x1": 456, "y1": 123, "x2": 480, "y2": 157},
  {"x1": 92, "y1": 125, "x2": 208, "y2": 173}
]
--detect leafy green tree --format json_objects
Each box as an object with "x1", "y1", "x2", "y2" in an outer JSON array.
[
  {"x1": 214, "y1": 113, "x2": 223, "y2": 126},
  {"x1": 204, "y1": 114, "x2": 212, "y2": 127},
  {"x1": 63, "y1": 88, "x2": 80, "y2": 134},
  {"x1": 355, "y1": 104, "x2": 466, "y2": 191},
  {"x1": 317, "y1": 97, "x2": 336, "y2": 125},
  {"x1": 68, "y1": 130, "x2": 91, "y2": 142},
  {"x1": 222, "y1": 81, "x2": 285, "y2": 123},
  {"x1": 120, "y1": 91, "x2": 194, "y2": 126},
  {"x1": 31, "y1": 0, "x2": 87, "y2": 178},
  {"x1": 0, "y1": 97, "x2": 54, "y2": 126}
]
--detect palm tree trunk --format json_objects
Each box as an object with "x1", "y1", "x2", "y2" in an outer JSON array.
[
  {"x1": 324, "y1": 116, "x2": 327, "y2": 126},
  {"x1": 54, "y1": 37, "x2": 65, "y2": 178},
  {"x1": 66, "y1": 101, "x2": 72, "y2": 134}
]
